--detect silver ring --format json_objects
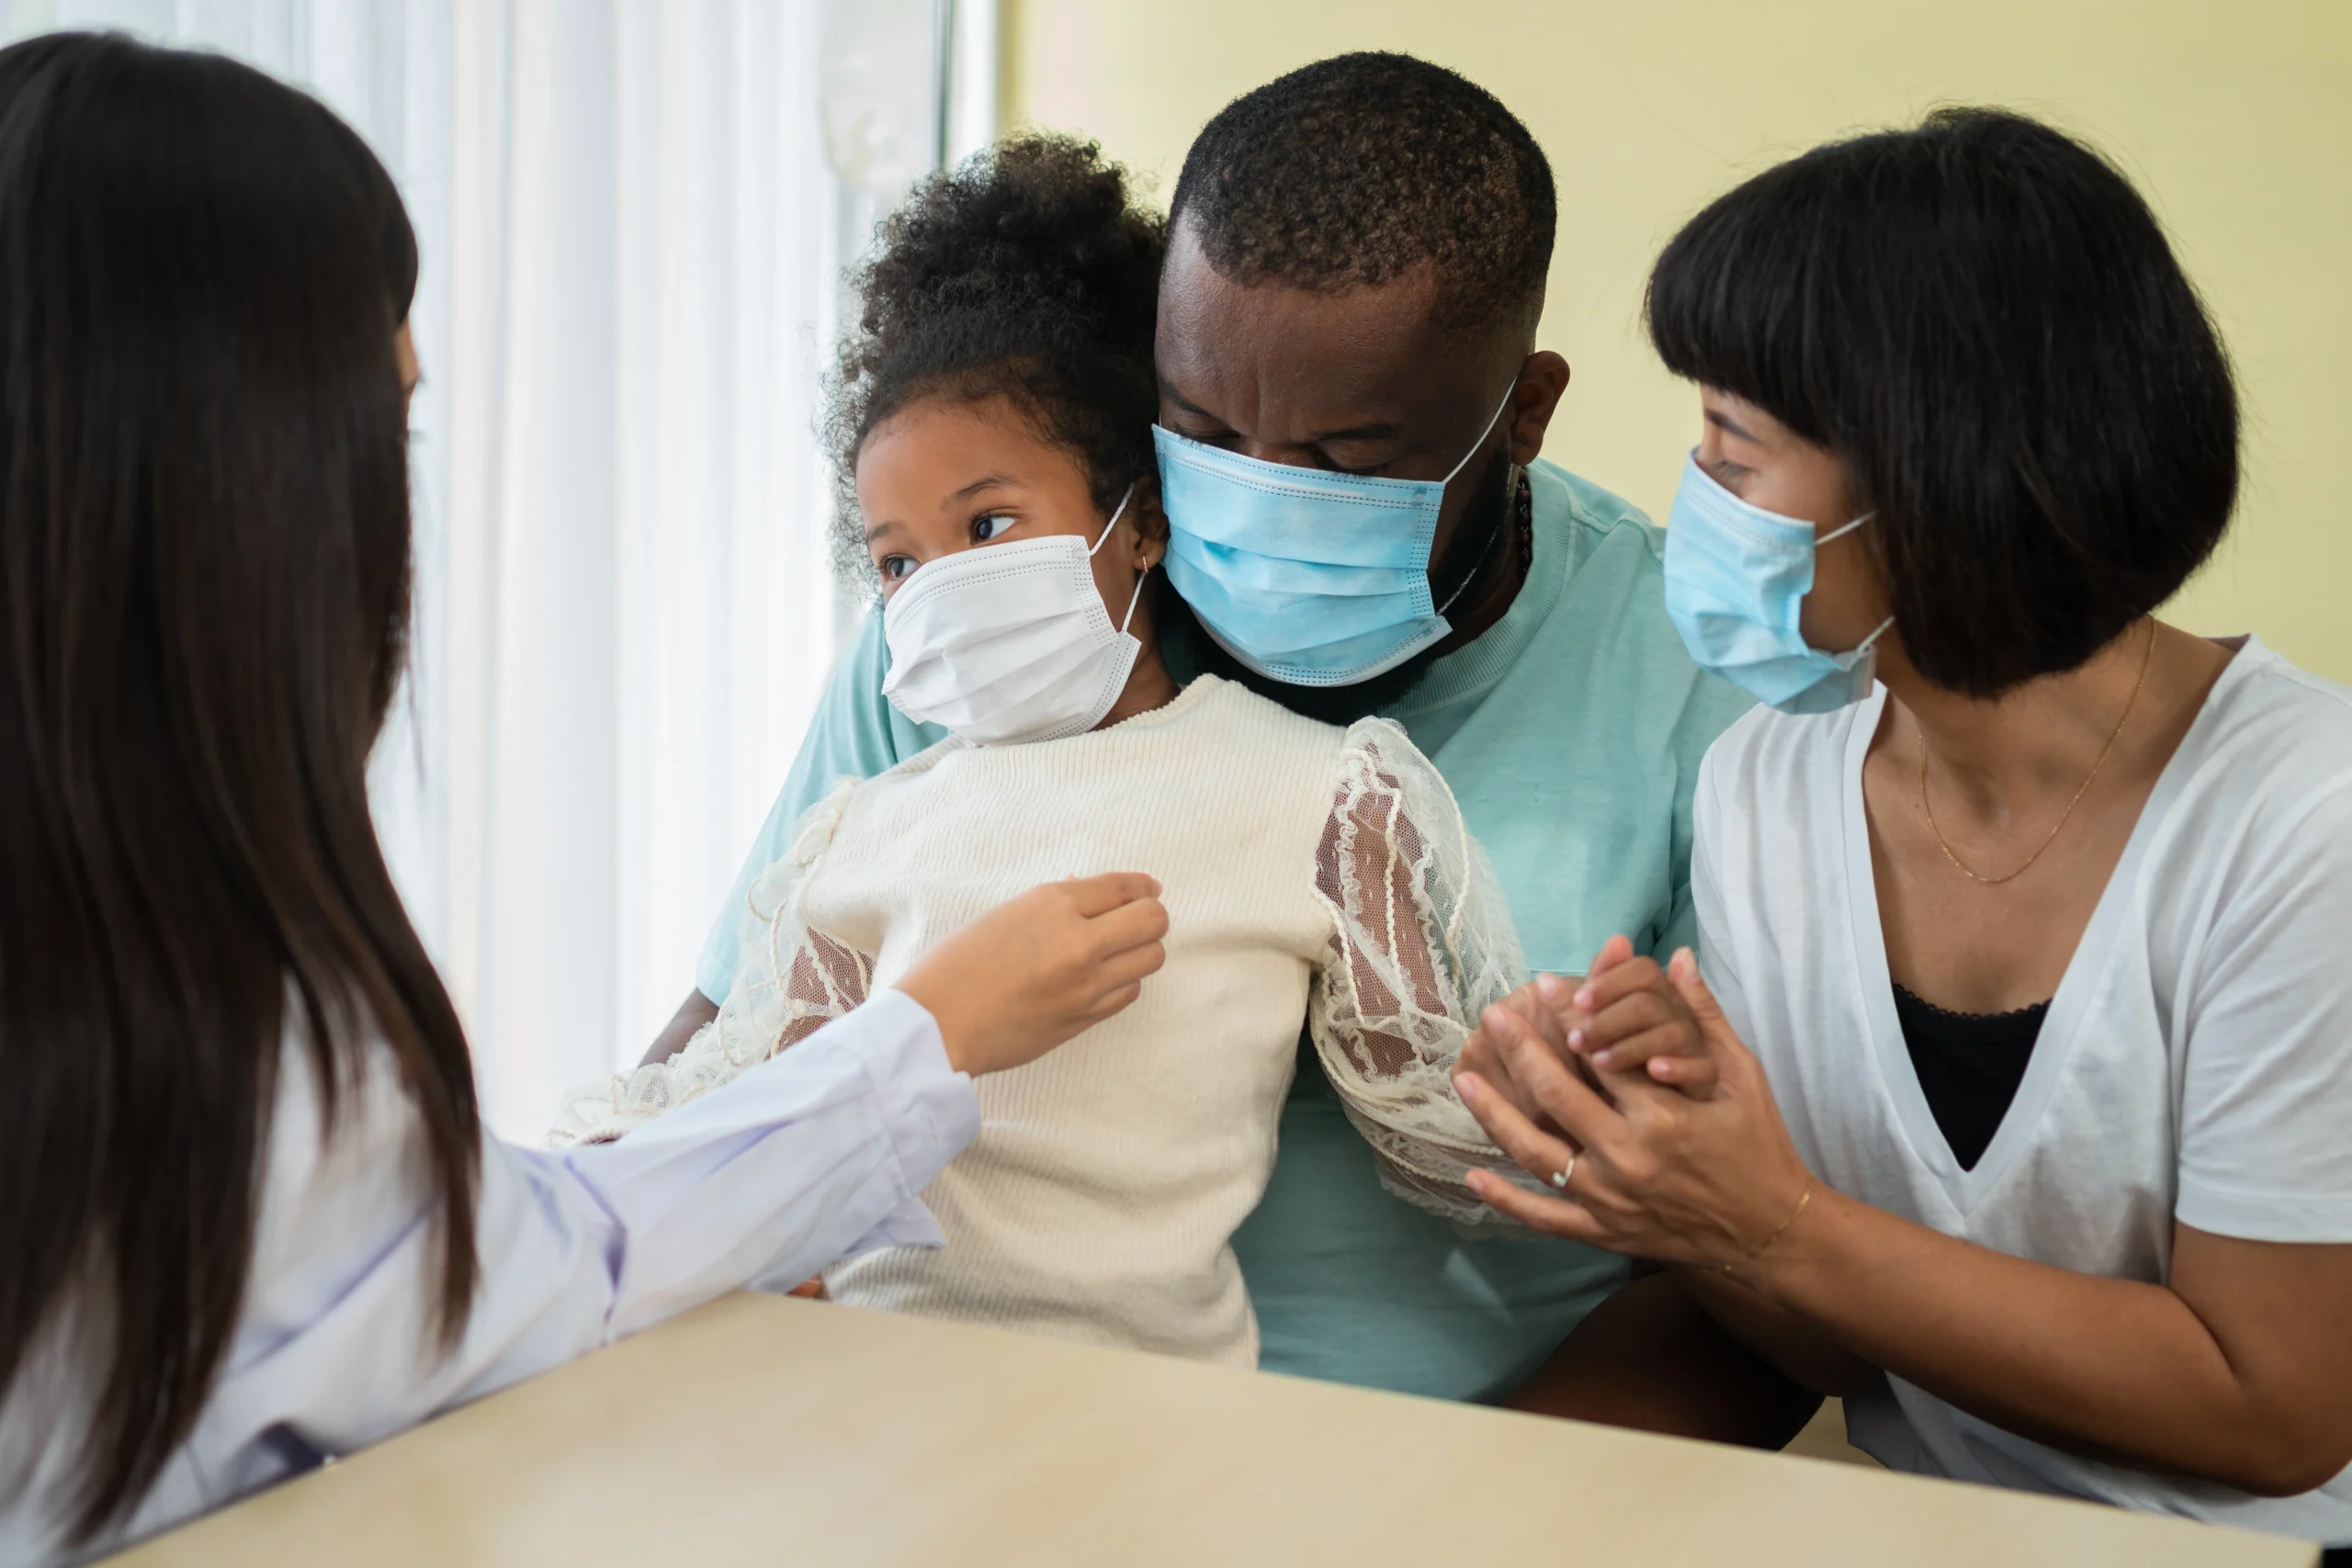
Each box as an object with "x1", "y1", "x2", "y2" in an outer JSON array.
[{"x1": 1549, "y1": 1156, "x2": 1575, "y2": 1190}]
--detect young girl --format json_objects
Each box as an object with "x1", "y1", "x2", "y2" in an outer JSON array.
[{"x1": 554, "y1": 138, "x2": 1532, "y2": 1366}]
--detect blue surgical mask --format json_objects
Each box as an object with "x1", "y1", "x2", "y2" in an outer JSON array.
[
  {"x1": 1664, "y1": 452, "x2": 1894, "y2": 715},
  {"x1": 1153, "y1": 388, "x2": 1514, "y2": 687}
]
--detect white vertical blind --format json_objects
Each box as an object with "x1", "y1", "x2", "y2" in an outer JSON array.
[{"x1": 1, "y1": 0, "x2": 997, "y2": 1138}]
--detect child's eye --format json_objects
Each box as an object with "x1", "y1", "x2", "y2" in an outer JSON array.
[
  {"x1": 878, "y1": 554, "x2": 917, "y2": 581},
  {"x1": 973, "y1": 513, "x2": 1018, "y2": 543}
]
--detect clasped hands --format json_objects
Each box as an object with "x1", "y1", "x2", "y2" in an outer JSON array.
[{"x1": 1452, "y1": 935, "x2": 1816, "y2": 1276}]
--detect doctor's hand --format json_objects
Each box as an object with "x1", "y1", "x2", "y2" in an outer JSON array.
[
  {"x1": 1451, "y1": 960, "x2": 1813, "y2": 1273},
  {"x1": 896, "y1": 872, "x2": 1168, "y2": 1077}
]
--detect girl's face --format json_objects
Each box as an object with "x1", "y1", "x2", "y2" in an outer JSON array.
[
  {"x1": 857, "y1": 394, "x2": 1164, "y2": 621},
  {"x1": 1694, "y1": 385, "x2": 1889, "y2": 655}
]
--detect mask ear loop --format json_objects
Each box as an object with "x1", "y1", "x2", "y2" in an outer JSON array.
[
  {"x1": 1087, "y1": 482, "x2": 1137, "y2": 555},
  {"x1": 1813, "y1": 509, "x2": 1891, "y2": 656},
  {"x1": 1441, "y1": 381, "x2": 1521, "y2": 487},
  {"x1": 1088, "y1": 480, "x2": 1149, "y2": 634},
  {"x1": 1816, "y1": 509, "x2": 1875, "y2": 547},
  {"x1": 1430, "y1": 383, "x2": 1524, "y2": 617},
  {"x1": 1117, "y1": 564, "x2": 1151, "y2": 635}
]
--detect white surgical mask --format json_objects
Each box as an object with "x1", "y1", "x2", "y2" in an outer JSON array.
[{"x1": 880, "y1": 484, "x2": 1148, "y2": 746}]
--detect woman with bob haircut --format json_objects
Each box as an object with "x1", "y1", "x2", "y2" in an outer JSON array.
[
  {"x1": 1453, "y1": 107, "x2": 2352, "y2": 1550},
  {"x1": 0, "y1": 33, "x2": 1162, "y2": 1565}
]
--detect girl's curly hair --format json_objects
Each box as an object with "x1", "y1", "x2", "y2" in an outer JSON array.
[{"x1": 826, "y1": 135, "x2": 1167, "y2": 591}]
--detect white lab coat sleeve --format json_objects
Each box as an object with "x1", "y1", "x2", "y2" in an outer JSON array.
[{"x1": 170, "y1": 988, "x2": 976, "y2": 1521}]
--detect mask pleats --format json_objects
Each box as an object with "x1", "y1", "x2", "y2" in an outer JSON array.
[
  {"x1": 1152, "y1": 423, "x2": 1475, "y2": 684},
  {"x1": 880, "y1": 532, "x2": 1139, "y2": 745}
]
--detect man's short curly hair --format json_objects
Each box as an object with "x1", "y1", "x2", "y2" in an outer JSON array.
[
  {"x1": 827, "y1": 135, "x2": 1165, "y2": 589},
  {"x1": 1169, "y1": 52, "x2": 1554, "y2": 334}
]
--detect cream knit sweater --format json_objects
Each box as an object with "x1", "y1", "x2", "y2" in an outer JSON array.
[{"x1": 555, "y1": 675, "x2": 1530, "y2": 1367}]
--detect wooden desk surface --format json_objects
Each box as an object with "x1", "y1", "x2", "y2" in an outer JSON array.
[{"x1": 111, "y1": 1292, "x2": 2315, "y2": 1567}]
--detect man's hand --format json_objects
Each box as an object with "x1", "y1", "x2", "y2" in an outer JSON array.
[{"x1": 897, "y1": 872, "x2": 1169, "y2": 1077}]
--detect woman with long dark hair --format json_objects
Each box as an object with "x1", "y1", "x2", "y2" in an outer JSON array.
[
  {"x1": 1454, "y1": 108, "x2": 2352, "y2": 1551},
  {"x1": 0, "y1": 33, "x2": 1164, "y2": 1564}
]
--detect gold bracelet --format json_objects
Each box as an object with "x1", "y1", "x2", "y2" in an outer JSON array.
[{"x1": 1724, "y1": 1178, "x2": 1814, "y2": 1274}]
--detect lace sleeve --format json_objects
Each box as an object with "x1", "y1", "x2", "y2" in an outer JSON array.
[
  {"x1": 1307, "y1": 718, "x2": 1554, "y2": 1226},
  {"x1": 548, "y1": 784, "x2": 873, "y2": 1147}
]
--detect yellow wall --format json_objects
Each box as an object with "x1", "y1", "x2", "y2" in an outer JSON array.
[{"x1": 1002, "y1": 0, "x2": 2352, "y2": 681}]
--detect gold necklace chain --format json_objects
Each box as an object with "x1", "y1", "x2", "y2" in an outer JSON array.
[{"x1": 1918, "y1": 619, "x2": 2156, "y2": 886}]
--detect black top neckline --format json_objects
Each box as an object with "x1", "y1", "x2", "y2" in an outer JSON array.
[
  {"x1": 1890, "y1": 983, "x2": 2052, "y2": 1028},
  {"x1": 1889, "y1": 983, "x2": 2052, "y2": 1172}
]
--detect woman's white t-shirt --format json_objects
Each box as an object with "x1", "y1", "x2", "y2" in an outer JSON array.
[{"x1": 1692, "y1": 636, "x2": 2352, "y2": 1542}]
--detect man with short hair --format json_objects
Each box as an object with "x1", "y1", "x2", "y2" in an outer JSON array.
[{"x1": 653, "y1": 52, "x2": 1750, "y2": 1406}]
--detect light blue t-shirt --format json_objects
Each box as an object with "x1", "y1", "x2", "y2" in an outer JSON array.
[{"x1": 697, "y1": 458, "x2": 1751, "y2": 1402}]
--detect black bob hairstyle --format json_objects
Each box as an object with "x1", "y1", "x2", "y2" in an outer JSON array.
[
  {"x1": 1646, "y1": 107, "x2": 2239, "y2": 699},
  {"x1": 0, "y1": 32, "x2": 478, "y2": 1540}
]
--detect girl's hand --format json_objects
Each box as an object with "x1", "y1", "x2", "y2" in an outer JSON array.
[
  {"x1": 1453, "y1": 936, "x2": 1718, "y2": 1136},
  {"x1": 896, "y1": 872, "x2": 1168, "y2": 1077},
  {"x1": 1452, "y1": 957, "x2": 1815, "y2": 1274},
  {"x1": 1540, "y1": 937, "x2": 1719, "y2": 1097}
]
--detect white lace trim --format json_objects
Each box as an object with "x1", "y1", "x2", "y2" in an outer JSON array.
[
  {"x1": 1307, "y1": 718, "x2": 1551, "y2": 1225},
  {"x1": 547, "y1": 783, "x2": 869, "y2": 1147}
]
